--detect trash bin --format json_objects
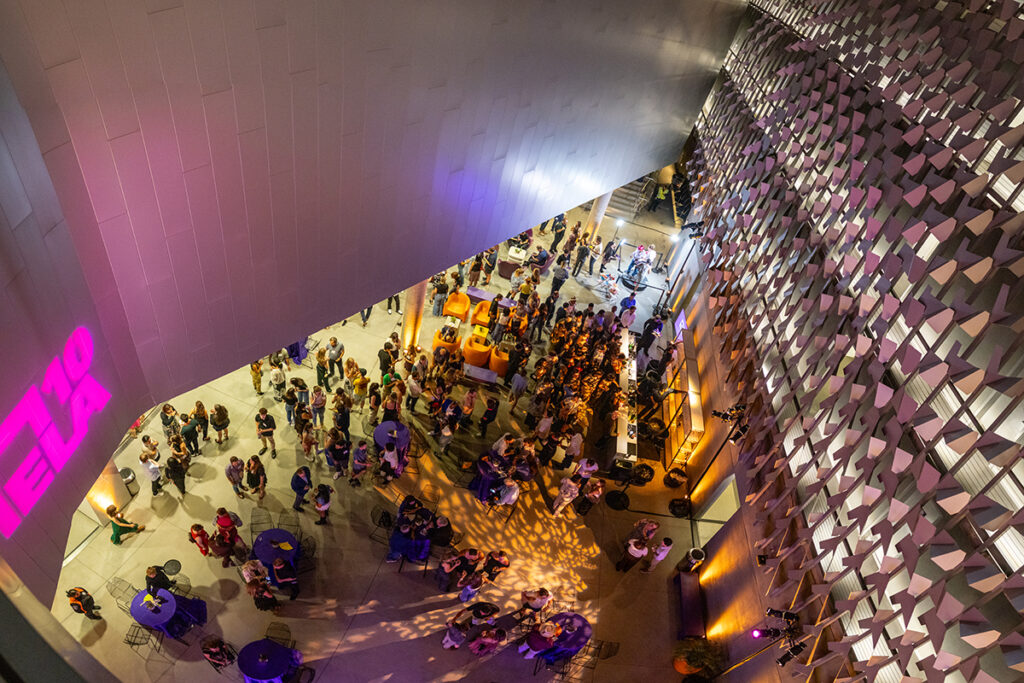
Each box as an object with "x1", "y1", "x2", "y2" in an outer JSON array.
[{"x1": 119, "y1": 467, "x2": 139, "y2": 497}]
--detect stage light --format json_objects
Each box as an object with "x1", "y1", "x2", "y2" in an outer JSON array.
[
  {"x1": 729, "y1": 424, "x2": 749, "y2": 442},
  {"x1": 756, "y1": 554, "x2": 767, "y2": 566},
  {"x1": 752, "y1": 627, "x2": 783, "y2": 639},
  {"x1": 776, "y1": 642, "x2": 806, "y2": 666},
  {"x1": 766, "y1": 608, "x2": 798, "y2": 621},
  {"x1": 616, "y1": 219, "x2": 624, "y2": 227}
]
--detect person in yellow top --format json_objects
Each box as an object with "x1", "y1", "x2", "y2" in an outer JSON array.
[
  {"x1": 250, "y1": 360, "x2": 264, "y2": 395},
  {"x1": 352, "y1": 369, "x2": 370, "y2": 411}
]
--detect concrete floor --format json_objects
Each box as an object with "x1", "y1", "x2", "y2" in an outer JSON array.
[{"x1": 50, "y1": 204, "x2": 696, "y2": 683}]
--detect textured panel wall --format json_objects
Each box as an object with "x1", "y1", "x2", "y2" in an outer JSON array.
[
  {"x1": 0, "y1": 0, "x2": 745, "y2": 404},
  {"x1": 0, "y1": 61, "x2": 143, "y2": 601},
  {"x1": 691, "y1": 1, "x2": 1024, "y2": 681}
]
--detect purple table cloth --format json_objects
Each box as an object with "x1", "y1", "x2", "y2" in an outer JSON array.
[
  {"x1": 130, "y1": 589, "x2": 176, "y2": 632},
  {"x1": 374, "y1": 421, "x2": 411, "y2": 452},
  {"x1": 542, "y1": 612, "x2": 592, "y2": 662},
  {"x1": 238, "y1": 638, "x2": 294, "y2": 683},
  {"x1": 252, "y1": 528, "x2": 299, "y2": 569}
]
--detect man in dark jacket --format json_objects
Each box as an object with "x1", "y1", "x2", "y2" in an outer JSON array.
[
  {"x1": 291, "y1": 466, "x2": 312, "y2": 511},
  {"x1": 180, "y1": 414, "x2": 201, "y2": 456}
]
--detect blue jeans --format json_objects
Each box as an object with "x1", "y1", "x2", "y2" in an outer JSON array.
[
  {"x1": 313, "y1": 406, "x2": 325, "y2": 426},
  {"x1": 298, "y1": 390, "x2": 309, "y2": 404},
  {"x1": 406, "y1": 395, "x2": 419, "y2": 412},
  {"x1": 293, "y1": 491, "x2": 307, "y2": 509},
  {"x1": 432, "y1": 294, "x2": 445, "y2": 316},
  {"x1": 286, "y1": 403, "x2": 295, "y2": 424},
  {"x1": 361, "y1": 306, "x2": 372, "y2": 323}
]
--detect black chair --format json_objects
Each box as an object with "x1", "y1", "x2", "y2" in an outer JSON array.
[
  {"x1": 160, "y1": 559, "x2": 182, "y2": 576},
  {"x1": 285, "y1": 665, "x2": 316, "y2": 682},
  {"x1": 576, "y1": 639, "x2": 618, "y2": 669},
  {"x1": 421, "y1": 531, "x2": 464, "y2": 577},
  {"x1": 202, "y1": 642, "x2": 238, "y2": 674},
  {"x1": 277, "y1": 509, "x2": 301, "y2": 537},
  {"x1": 106, "y1": 577, "x2": 137, "y2": 614},
  {"x1": 124, "y1": 624, "x2": 162, "y2": 653},
  {"x1": 251, "y1": 508, "x2": 273, "y2": 542},
  {"x1": 169, "y1": 573, "x2": 192, "y2": 598},
  {"x1": 265, "y1": 621, "x2": 296, "y2": 648},
  {"x1": 369, "y1": 506, "x2": 395, "y2": 544}
]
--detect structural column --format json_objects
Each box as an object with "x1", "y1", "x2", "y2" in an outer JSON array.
[
  {"x1": 583, "y1": 191, "x2": 613, "y2": 238},
  {"x1": 401, "y1": 279, "x2": 431, "y2": 352}
]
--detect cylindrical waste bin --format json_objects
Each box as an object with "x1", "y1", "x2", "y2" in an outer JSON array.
[
  {"x1": 682, "y1": 547, "x2": 706, "y2": 573},
  {"x1": 119, "y1": 467, "x2": 139, "y2": 497}
]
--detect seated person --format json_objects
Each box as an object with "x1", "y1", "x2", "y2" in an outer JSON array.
[
  {"x1": 527, "y1": 246, "x2": 549, "y2": 268},
  {"x1": 491, "y1": 478, "x2": 520, "y2": 506},
  {"x1": 427, "y1": 515, "x2": 454, "y2": 548},
  {"x1": 439, "y1": 325, "x2": 458, "y2": 343},
  {"x1": 201, "y1": 636, "x2": 236, "y2": 672}
]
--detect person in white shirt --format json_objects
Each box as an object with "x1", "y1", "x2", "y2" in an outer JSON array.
[
  {"x1": 573, "y1": 457, "x2": 599, "y2": 480},
  {"x1": 405, "y1": 371, "x2": 423, "y2": 412},
  {"x1": 495, "y1": 478, "x2": 520, "y2": 506},
  {"x1": 492, "y1": 433, "x2": 515, "y2": 456},
  {"x1": 552, "y1": 474, "x2": 582, "y2": 517},
  {"x1": 269, "y1": 363, "x2": 286, "y2": 402},
  {"x1": 619, "y1": 306, "x2": 637, "y2": 330},
  {"x1": 615, "y1": 538, "x2": 649, "y2": 572},
  {"x1": 641, "y1": 538, "x2": 673, "y2": 573},
  {"x1": 562, "y1": 431, "x2": 583, "y2": 468},
  {"x1": 139, "y1": 452, "x2": 163, "y2": 495}
]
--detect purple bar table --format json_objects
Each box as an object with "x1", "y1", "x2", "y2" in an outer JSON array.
[
  {"x1": 252, "y1": 528, "x2": 299, "y2": 569},
  {"x1": 129, "y1": 589, "x2": 176, "y2": 634},
  {"x1": 238, "y1": 638, "x2": 293, "y2": 683},
  {"x1": 373, "y1": 420, "x2": 411, "y2": 453},
  {"x1": 542, "y1": 612, "x2": 592, "y2": 663}
]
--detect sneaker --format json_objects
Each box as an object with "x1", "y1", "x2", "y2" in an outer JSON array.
[
  {"x1": 396, "y1": 310, "x2": 402, "y2": 315},
  {"x1": 271, "y1": 449, "x2": 277, "y2": 458},
  {"x1": 385, "y1": 557, "x2": 399, "y2": 563},
  {"x1": 259, "y1": 447, "x2": 268, "y2": 455},
  {"x1": 292, "y1": 506, "x2": 302, "y2": 511},
  {"x1": 314, "y1": 519, "x2": 326, "y2": 525},
  {"x1": 387, "y1": 309, "x2": 392, "y2": 315},
  {"x1": 333, "y1": 472, "x2": 342, "y2": 480},
  {"x1": 341, "y1": 319, "x2": 348, "y2": 326}
]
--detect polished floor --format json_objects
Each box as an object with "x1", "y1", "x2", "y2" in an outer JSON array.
[{"x1": 50, "y1": 207, "x2": 693, "y2": 682}]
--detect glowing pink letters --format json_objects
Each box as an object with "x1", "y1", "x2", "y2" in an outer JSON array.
[{"x1": 0, "y1": 328, "x2": 110, "y2": 538}]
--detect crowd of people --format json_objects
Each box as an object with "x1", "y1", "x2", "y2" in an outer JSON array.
[{"x1": 78, "y1": 214, "x2": 682, "y2": 674}]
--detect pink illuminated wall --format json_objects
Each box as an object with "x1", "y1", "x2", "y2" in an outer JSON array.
[{"x1": 0, "y1": 0, "x2": 744, "y2": 404}]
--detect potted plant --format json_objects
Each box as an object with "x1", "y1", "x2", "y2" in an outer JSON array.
[{"x1": 673, "y1": 637, "x2": 725, "y2": 676}]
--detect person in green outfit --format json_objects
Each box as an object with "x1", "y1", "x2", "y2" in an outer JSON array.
[{"x1": 106, "y1": 505, "x2": 145, "y2": 545}]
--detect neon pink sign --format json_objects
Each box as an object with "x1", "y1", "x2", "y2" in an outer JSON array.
[{"x1": 0, "y1": 327, "x2": 110, "y2": 538}]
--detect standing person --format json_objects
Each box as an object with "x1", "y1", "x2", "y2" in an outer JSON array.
[
  {"x1": 139, "y1": 452, "x2": 163, "y2": 496},
  {"x1": 250, "y1": 360, "x2": 264, "y2": 395},
  {"x1": 224, "y1": 456, "x2": 248, "y2": 498},
  {"x1": 310, "y1": 385, "x2": 327, "y2": 427},
  {"x1": 588, "y1": 236, "x2": 603, "y2": 275},
  {"x1": 315, "y1": 349, "x2": 332, "y2": 392},
  {"x1": 550, "y1": 257, "x2": 569, "y2": 296},
  {"x1": 255, "y1": 408, "x2": 277, "y2": 459},
  {"x1": 359, "y1": 305, "x2": 373, "y2": 326},
  {"x1": 352, "y1": 369, "x2": 370, "y2": 410},
  {"x1": 268, "y1": 362, "x2": 286, "y2": 402},
  {"x1": 475, "y1": 396, "x2": 498, "y2": 439},
  {"x1": 160, "y1": 404, "x2": 180, "y2": 440},
  {"x1": 180, "y1": 414, "x2": 201, "y2": 456},
  {"x1": 430, "y1": 276, "x2": 450, "y2": 316},
  {"x1": 66, "y1": 587, "x2": 102, "y2": 620},
  {"x1": 290, "y1": 466, "x2": 312, "y2": 511},
  {"x1": 140, "y1": 435, "x2": 161, "y2": 462},
  {"x1": 619, "y1": 305, "x2": 637, "y2": 331},
  {"x1": 508, "y1": 371, "x2": 528, "y2": 411},
  {"x1": 106, "y1": 505, "x2": 144, "y2": 545},
  {"x1": 551, "y1": 474, "x2": 582, "y2": 517},
  {"x1": 333, "y1": 392, "x2": 353, "y2": 443},
  {"x1": 283, "y1": 388, "x2": 298, "y2": 426},
  {"x1": 385, "y1": 292, "x2": 402, "y2": 315},
  {"x1": 290, "y1": 376, "x2": 309, "y2": 404},
  {"x1": 192, "y1": 401, "x2": 211, "y2": 441},
  {"x1": 246, "y1": 456, "x2": 267, "y2": 502},
  {"x1": 573, "y1": 457, "x2": 599, "y2": 480},
  {"x1": 326, "y1": 337, "x2": 345, "y2": 379},
  {"x1": 573, "y1": 237, "x2": 590, "y2": 277},
  {"x1": 600, "y1": 238, "x2": 620, "y2": 273},
  {"x1": 405, "y1": 370, "x2": 423, "y2": 413},
  {"x1": 550, "y1": 216, "x2": 567, "y2": 252},
  {"x1": 481, "y1": 550, "x2": 510, "y2": 584},
  {"x1": 313, "y1": 483, "x2": 334, "y2": 525},
  {"x1": 247, "y1": 579, "x2": 279, "y2": 613},
  {"x1": 145, "y1": 566, "x2": 175, "y2": 596},
  {"x1": 482, "y1": 247, "x2": 498, "y2": 285},
  {"x1": 378, "y1": 343, "x2": 395, "y2": 381},
  {"x1": 189, "y1": 524, "x2": 211, "y2": 556},
  {"x1": 575, "y1": 477, "x2": 604, "y2": 515},
  {"x1": 210, "y1": 404, "x2": 230, "y2": 443},
  {"x1": 367, "y1": 383, "x2": 382, "y2": 425},
  {"x1": 272, "y1": 558, "x2": 300, "y2": 600},
  {"x1": 641, "y1": 538, "x2": 674, "y2": 573},
  {"x1": 616, "y1": 538, "x2": 649, "y2": 572},
  {"x1": 165, "y1": 450, "x2": 187, "y2": 495},
  {"x1": 468, "y1": 256, "x2": 483, "y2": 287}
]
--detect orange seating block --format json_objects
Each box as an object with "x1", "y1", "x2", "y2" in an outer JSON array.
[
  {"x1": 442, "y1": 290, "x2": 471, "y2": 321},
  {"x1": 432, "y1": 330, "x2": 460, "y2": 354},
  {"x1": 489, "y1": 347, "x2": 509, "y2": 376},
  {"x1": 471, "y1": 301, "x2": 491, "y2": 327},
  {"x1": 463, "y1": 336, "x2": 492, "y2": 368}
]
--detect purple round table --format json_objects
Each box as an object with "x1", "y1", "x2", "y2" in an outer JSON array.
[
  {"x1": 252, "y1": 528, "x2": 299, "y2": 568},
  {"x1": 129, "y1": 589, "x2": 176, "y2": 632},
  {"x1": 373, "y1": 420, "x2": 411, "y2": 452},
  {"x1": 238, "y1": 638, "x2": 293, "y2": 683},
  {"x1": 542, "y1": 612, "x2": 592, "y2": 662}
]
